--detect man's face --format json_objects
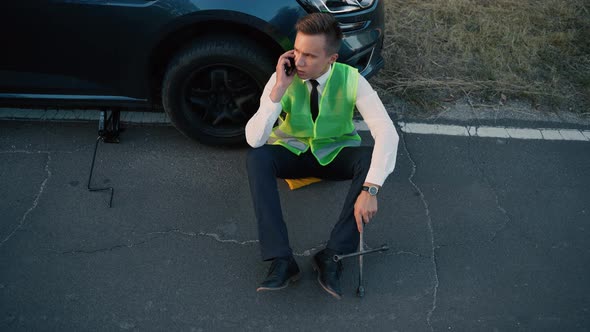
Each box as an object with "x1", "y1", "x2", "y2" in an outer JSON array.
[{"x1": 293, "y1": 32, "x2": 339, "y2": 80}]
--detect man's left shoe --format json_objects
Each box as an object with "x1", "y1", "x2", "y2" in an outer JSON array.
[
  {"x1": 312, "y1": 248, "x2": 343, "y2": 299},
  {"x1": 256, "y1": 256, "x2": 301, "y2": 292}
]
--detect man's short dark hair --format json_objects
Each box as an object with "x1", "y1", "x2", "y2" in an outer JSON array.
[{"x1": 295, "y1": 13, "x2": 343, "y2": 55}]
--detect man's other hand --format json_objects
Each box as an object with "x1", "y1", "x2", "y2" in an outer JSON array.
[{"x1": 354, "y1": 191, "x2": 378, "y2": 233}]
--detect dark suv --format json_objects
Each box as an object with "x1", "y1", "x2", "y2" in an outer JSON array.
[{"x1": 0, "y1": 0, "x2": 385, "y2": 144}]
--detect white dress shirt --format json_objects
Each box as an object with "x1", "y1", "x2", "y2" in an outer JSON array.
[{"x1": 245, "y1": 65, "x2": 399, "y2": 186}]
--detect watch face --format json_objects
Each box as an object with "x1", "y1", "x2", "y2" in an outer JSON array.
[{"x1": 368, "y1": 186, "x2": 378, "y2": 195}]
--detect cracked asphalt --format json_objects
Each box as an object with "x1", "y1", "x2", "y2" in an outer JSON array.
[{"x1": 1, "y1": 120, "x2": 589, "y2": 331}]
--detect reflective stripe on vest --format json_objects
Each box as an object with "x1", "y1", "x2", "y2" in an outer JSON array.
[{"x1": 312, "y1": 129, "x2": 361, "y2": 161}]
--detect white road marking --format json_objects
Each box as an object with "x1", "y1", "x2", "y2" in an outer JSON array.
[
  {"x1": 370, "y1": 122, "x2": 588, "y2": 142},
  {"x1": 540, "y1": 129, "x2": 564, "y2": 140},
  {"x1": 505, "y1": 128, "x2": 544, "y2": 140},
  {"x1": 558, "y1": 129, "x2": 588, "y2": 141},
  {"x1": 476, "y1": 127, "x2": 509, "y2": 138},
  {"x1": 2, "y1": 108, "x2": 588, "y2": 142}
]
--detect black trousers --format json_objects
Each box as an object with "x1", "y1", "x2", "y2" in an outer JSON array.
[{"x1": 246, "y1": 144, "x2": 373, "y2": 261}]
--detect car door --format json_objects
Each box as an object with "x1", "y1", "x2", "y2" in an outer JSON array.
[{"x1": 0, "y1": 0, "x2": 131, "y2": 97}]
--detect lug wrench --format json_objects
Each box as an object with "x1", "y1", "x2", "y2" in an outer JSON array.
[{"x1": 332, "y1": 222, "x2": 389, "y2": 297}]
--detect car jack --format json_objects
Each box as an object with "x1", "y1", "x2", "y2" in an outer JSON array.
[{"x1": 87, "y1": 109, "x2": 123, "y2": 208}]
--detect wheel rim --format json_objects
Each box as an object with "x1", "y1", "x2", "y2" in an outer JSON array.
[{"x1": 181, "y1": 64, "x2": 262, "y2": 138}]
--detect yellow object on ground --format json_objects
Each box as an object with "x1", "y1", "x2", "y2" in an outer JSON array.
[{"x1": 284, "y1": 177, "x2": 322, "y2": 190}]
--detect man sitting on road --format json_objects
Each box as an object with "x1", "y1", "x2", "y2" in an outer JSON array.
[{"x1": 245, "y1": 13, "x2": 399, "y2": 299}]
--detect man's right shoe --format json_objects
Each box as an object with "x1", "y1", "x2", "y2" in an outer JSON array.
[
  {"x1": 256, "y1": 256, "x2": 301, "y2": 292},
  {"x1": 312, "y1": 248, "x2": 343, "y2": 299}
]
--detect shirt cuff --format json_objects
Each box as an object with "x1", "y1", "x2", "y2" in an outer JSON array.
[
  {"x1": 365, "y1": 167, "x2": 387, "y2": 187},
  {"x1": 261, "y1": 95, "x2": 282, "y2": 115}
]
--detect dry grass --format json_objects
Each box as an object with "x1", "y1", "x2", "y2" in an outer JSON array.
[{"x1": 374, "y1": 0, "x2": 590, "y2": 111}]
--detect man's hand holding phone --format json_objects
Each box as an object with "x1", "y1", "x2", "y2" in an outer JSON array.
[
  {"x1": 284, "y1": 56, "x2": 296, "y2": 76},
  {"x1": 270, "y1": 50, "x2": 296, "y2": 103}
]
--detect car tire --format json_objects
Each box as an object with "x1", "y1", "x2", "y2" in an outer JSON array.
[{"x1": 162, "y1": 36, "x2": 276, "y2": 145}]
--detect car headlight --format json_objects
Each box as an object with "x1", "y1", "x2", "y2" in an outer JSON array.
[{"x1": 298, "y1": 0, "x2": 375, "y2": 13}]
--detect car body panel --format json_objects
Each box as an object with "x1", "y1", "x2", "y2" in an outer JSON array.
[{"x1": 0, "y1": 0, "x2": 384, "y2": 109}]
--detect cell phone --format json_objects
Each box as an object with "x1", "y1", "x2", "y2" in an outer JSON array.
[{"x1": 284, "y1": 56, "x2": 296, "y2": 76}]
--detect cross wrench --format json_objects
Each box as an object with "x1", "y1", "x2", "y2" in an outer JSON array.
[
  {"x1": 332, "y1": 222, "x2": 389, "y2": 297},
  {"x1": 332, "y1": 244, "x2": 390, "y2": 262}
]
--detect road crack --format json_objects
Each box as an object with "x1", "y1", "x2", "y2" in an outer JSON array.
[
  {"x1": 400, "y1": 130, "x2": 439, "y2": 332},
  {"x1": 464, "y1": 106, "x2": 513, "y2": 242},
  {"x1": 294, "y1": 242, "x2": 326, "y2": 257},
  {"x1": 146, "y1": 229, "x2": 259, "y2": 245},
  {"x1": 59, "y1": 235, "x2": 163, "y2": 254},
  {"x1": 57, "y1": 229, "x2": 259, "y2": 255},
  {"x1": 386, "y1": 250, "x2": 430, "y2": 259},
  {"x1": 1, "y1": 153, "x2": 52, "y2": 248},
  {"x1": 0, "y1": 147, "x2": 87, "y2": 155},
  {"x1": 55, "y1": 229, "x2": 336, "y2": 258}
]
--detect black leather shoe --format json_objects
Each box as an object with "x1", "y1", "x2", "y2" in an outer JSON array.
[
  {"x1": 256, "y1": 256, "x2": 301, "y2": 292},
  {"x1": 312, "y1": 248, "x2": 343, "y2": 299}
]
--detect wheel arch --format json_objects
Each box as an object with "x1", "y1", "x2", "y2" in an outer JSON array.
[{"x1": 147, "y1": 15, "x2": 289, "y2": 107}]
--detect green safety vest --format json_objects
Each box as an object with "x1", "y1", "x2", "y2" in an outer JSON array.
[{"x1": 268, "y1": 62, "x2": 361, "y2": 165}]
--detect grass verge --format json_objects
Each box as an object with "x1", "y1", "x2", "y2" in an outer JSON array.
[{"x1": 374, "y1": 0, "x2": 590, "y2": 112}]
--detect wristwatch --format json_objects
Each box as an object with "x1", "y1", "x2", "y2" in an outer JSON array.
[{"x1": 362, "y1": 185, "x2": 379, "y2": 196}]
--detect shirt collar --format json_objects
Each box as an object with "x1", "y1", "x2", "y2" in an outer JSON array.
[{"x1": 303, "y1": 64, "x2": 332, "y2": 87}]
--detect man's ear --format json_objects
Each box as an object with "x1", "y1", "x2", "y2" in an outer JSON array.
[{"x1": 330, "y1": 53, "x2": 339, "y2": 64}]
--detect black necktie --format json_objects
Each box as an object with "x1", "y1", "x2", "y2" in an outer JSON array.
[{"x1": 309, "y1": 79, "x2": 319, "y2": 121}]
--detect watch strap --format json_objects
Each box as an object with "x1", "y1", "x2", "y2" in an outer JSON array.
[{"x1": 362, "y1": 185, "x2": 379, "y2": 196}]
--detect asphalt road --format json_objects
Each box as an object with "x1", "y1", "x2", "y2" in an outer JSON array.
[{"x1": 0, "y1": 120, "x2": 588, "y2": 331}]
